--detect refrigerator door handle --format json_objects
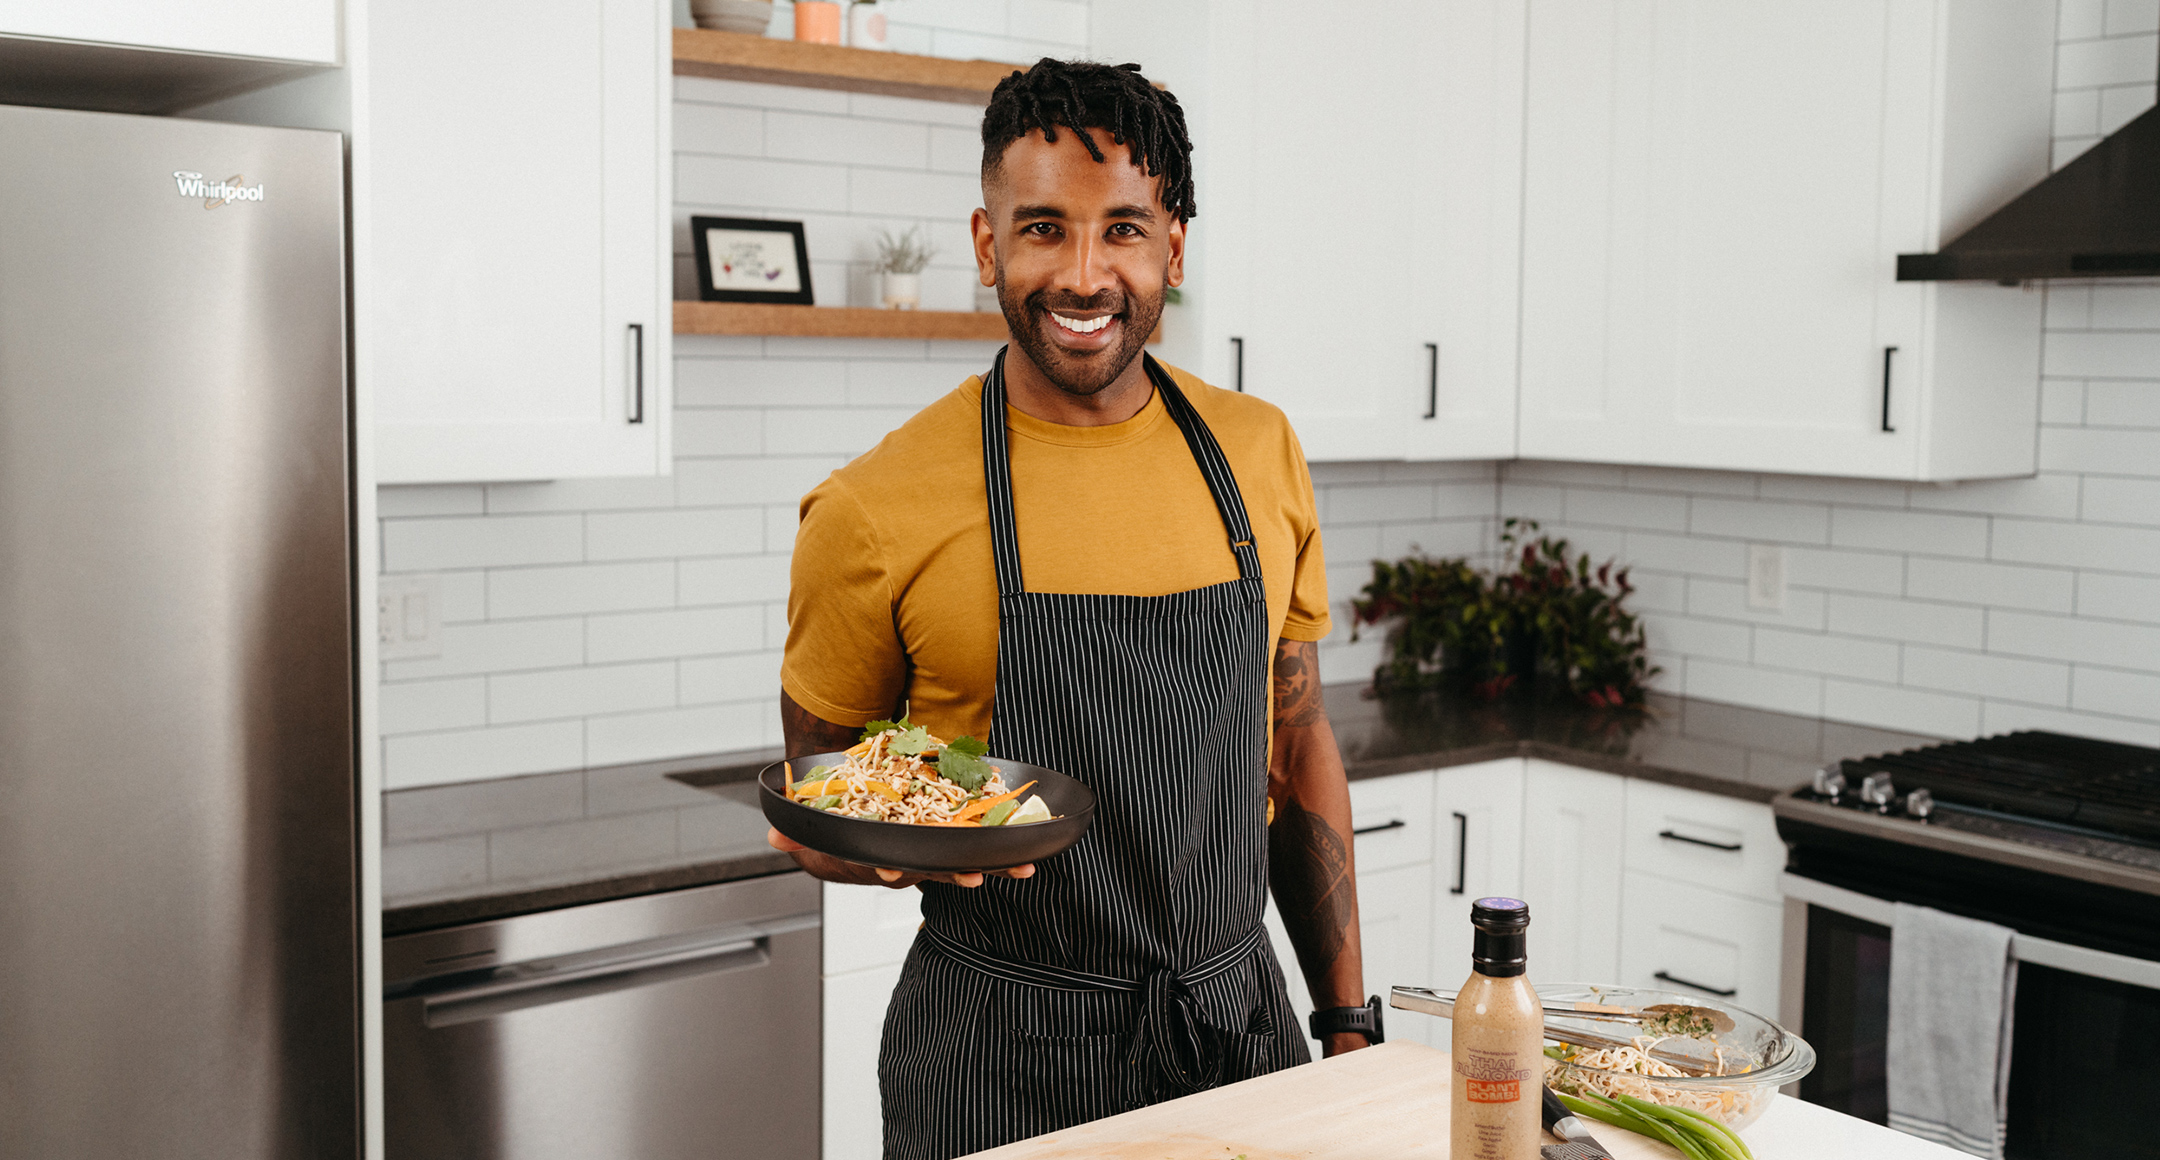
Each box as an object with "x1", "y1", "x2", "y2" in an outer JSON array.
[
  {"x1": 626, "y1": 322, "x2": 646, "y2": 424},
  {"x1": 422, "y1": 931, "x2": 770, "y2": 1028}
]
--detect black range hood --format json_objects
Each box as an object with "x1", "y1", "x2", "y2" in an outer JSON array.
[{"x1": 1900, "y1": 99, "x2": 2160, "y2": 282}]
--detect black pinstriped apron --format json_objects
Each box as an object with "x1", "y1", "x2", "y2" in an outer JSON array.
[{"x1": 877, "y1": 350, "x2": 1309, "y2": 1160}]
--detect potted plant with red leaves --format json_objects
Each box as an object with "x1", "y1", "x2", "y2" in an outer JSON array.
[{"x1": 1349, "y1": 519, "x2": 1659, "y2": 708}]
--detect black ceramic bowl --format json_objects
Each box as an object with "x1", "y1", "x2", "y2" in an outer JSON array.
[{"x1": 758, "y1": 751, "x2": 1095, "y2": 873}]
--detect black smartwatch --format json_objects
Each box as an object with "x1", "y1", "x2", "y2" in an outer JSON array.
[{"x1": 1308, "y1": 995, "x2": 1386, "y2": 1044}]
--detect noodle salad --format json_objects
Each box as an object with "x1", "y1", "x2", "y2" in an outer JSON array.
[
  {"x1": 1545, "y1": 1035, "x2": 1763, "y2": 1126},
  {"x1": 786, "y1": 719, "x2": 1055, "y2": 827}
]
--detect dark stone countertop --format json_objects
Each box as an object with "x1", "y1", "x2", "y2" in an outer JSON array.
[{"x1": 382, "y1": 687, "x2": 1941, "y2": 934}]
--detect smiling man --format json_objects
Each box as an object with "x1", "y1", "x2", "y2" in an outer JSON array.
[{"x1": 773, "y1": 59, "x2": 1371, "y2": 1160}]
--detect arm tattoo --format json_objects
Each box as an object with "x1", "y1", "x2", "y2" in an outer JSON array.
[
  {"x1": 781, "y1": 691, "x2": 861, "y2": 759},
  {"x1": 1271, "y1": 639, "x2": 1325, "y2": 730},
  {"x1": 1269, "y1": 793, "x2": 1354, "y2": 972}
]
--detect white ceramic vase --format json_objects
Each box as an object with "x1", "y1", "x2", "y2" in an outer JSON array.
[
  {"x1": 848, "y1": 1, "x2": 889, "y2": 50},
  {"x1": 880, "y1": 271, "x2": 920, "y2": 310}
]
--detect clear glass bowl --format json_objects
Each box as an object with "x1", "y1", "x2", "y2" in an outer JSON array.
[{"x1": 1535, "y1": 984, "x2": 1816, "y2": 1132}]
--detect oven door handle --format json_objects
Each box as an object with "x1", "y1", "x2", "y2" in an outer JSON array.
[{"x1": 1780, "y1": 872, "x2": 2160, "y2": 992}]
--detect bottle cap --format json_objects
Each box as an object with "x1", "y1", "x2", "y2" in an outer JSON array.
[
  {"x1": 1470, "y1": 897, "x2": 1530, "y2": 977},
  {"x1": 1471, "y1": 897, "x2": 1531, "y2": 931}
]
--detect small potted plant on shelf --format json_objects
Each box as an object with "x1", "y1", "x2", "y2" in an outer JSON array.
[
  {"x1": 1350, "y1": 519, "x2": 1659, "y2": 708},
  {"x1": 875, "y1": 226, "x2": 934, "y2": 310}
]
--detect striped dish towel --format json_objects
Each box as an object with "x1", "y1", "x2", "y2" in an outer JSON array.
[{"x1": 1885, "y1": 902, "x2": 2018, "y2": 1159}]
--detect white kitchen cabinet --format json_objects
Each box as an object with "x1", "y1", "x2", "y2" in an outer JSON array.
[
  {"x1": 1354, "y1": 861, "x2": 1435, "y2": 1046},
  {"x1": 359, "y1": 0, "x2": 672, "y2": 482},
  {"x1": 0, "y1": 0, "x2": 338, "y2": 63},
  {"x1": 1429, "y1": 758, "x2": 1527, "y2": 988},
  {"x1": 1519, "y1": 759, "x2": 1624, "y2": 986},
  {"x1": 1622, "y1": 779, "x2": 1785, "y2": 905},
  {"x1": 822, "y1": 882, "x2": 920, "y2": 1160},
  {"x1": 1090, "y1": 0, "x2": 1521, "y2": 463},
  {"x1": 1617, "y1": 871, "x2": 1784, "y2": 1016},
  {"x1": 1516, "y1": 0, "x2": 2054, "y2": 480}
]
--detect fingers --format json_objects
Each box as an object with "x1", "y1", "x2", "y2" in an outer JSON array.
[
  {"x1": 999, "y1": 863, "x2": 1037, "y2": 879},
  {"x1": 875, "y1": 867, "x2": 905, "y2": 882},
  {"x1": 766, "y1": 827, "x2": 806, "y2": 852}
]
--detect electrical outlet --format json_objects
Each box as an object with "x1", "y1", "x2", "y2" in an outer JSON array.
[
  {"x1": 377, "y1": 575, "x2": 443, "y2": 660},
  {"x1": 1746, "y1": 544, "x2": 1786, "y2": 612}
]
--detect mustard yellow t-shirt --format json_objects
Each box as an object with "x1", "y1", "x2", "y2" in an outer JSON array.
[{"x1": 782, "y1": 362, "x2": 1331, "y2": 743}]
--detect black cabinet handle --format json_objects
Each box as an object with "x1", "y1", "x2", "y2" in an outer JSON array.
[
  {"x1": 626, "y1": 322, "x2": 646, "y2": 425},
  {"x1": 1653, "y1": 971, "x2": 1736, "y2": 997},
  {"x1": 1880, "y1": 346, "x2": 1897, "y2": 433},
  {"x1": 1231, "y1": 336, "x2": 1244, "y2": 393},
  {"x1": 1657, "y1": 829, "x2": 1742, "y2": 852},
  {"x1": 1353, "y1": 819, "x2": 1408, "y2": 837},
  {"x1": 1423, "y1": 342, "x2": 1438, "y2": 419},
  {"x1": 1449, "y1": 811, "x2": 1467, "y2": 895}
]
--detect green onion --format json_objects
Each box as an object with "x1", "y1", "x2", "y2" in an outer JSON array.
[
  {"x1": 1556, "y1": 1092, "x2": 1734, "y2": 1160},
  {"x1": 1654, "y1": 1099, "x2": 1755, "y2": 1160},
  {"x1": 982, "y1": 799, "x2": 1019, "y2": 826},
  {"x1": 810, "y1": 794, "x2": 842, "y2": 810}
]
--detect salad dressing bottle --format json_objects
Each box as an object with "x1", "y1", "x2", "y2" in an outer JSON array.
[{"x1": 1450, "y1": 898, "x2": 1540, "y2": 1160}]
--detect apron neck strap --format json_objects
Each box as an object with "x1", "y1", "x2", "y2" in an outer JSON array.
[{"x1": 981, "y1": 348, "x2": 1263, "y2": 598}]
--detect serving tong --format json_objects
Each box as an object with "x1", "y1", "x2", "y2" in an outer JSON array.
[{"x1": 1389, "y1": 986, "x2": 1728, "y2": 1077}]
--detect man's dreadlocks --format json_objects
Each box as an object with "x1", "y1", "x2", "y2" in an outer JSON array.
[{"x1": 980, "y1": 58, "x2": 1196, "y2": 222}]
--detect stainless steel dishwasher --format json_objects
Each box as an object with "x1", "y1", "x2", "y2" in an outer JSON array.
[{"x1": 385, "y1": 872, "x2": 820, "y2": 1159}]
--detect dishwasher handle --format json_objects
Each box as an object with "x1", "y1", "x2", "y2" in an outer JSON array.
[{"x1": 423, "y1": 929, "x2": 773, "y2": 1028}]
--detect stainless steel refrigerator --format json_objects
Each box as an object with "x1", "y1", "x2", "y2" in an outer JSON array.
[{"x1": 0, "y1": 105, "x2": 357, "y2": 1158}]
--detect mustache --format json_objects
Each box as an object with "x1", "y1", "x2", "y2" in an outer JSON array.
[{"x1": 1028, "y1": 289, "x2": 1125, "y2": 316}]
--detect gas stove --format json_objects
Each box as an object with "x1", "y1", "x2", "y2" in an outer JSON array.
[{"x1": 1774, "y1": 730, "x2": 2160, "y2": 900}]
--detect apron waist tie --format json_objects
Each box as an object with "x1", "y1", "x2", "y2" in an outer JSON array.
[{"x1": 921, "y1": 923, "x2": 1269, "y2": 1097}]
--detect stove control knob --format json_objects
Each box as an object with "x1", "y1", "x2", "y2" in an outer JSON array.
[
  {"x1": 1812, "y1": 766, "x2": 1847, "y2": 800},
  {"x1": 1904, "y1": 788, "x2": 1934, "y2": 820},
  {"x1": 1859, "y1": 771, "x2": 1896, "y2": 808}
]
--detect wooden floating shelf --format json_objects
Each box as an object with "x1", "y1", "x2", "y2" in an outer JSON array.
[
  {"x1": 672, "y1": 27, "x2": 1012, "y2": 104},
  {"x1": 676, "y1": 301, "x2": 1009, "y2": 340},
  {"x1": 674, "y1": 301, "x2": 1163, "y2": 343}
]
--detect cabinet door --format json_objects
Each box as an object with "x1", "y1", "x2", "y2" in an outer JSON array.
[
  {"x1": 1617, "y1": 871, "x2": 1783, "y2": 1016},
  {"x1": 0, "y1": 0, "x2": 337, "y2": 62},
  {"x1": 1355, "y1": 862, "x2": 1435, "y2": 1046},
  {"x1": 1237, "y1": 0, "x2": 1425, "y2": 462},
  {"x1": 1404, "y1": 0, "x2": 1524, "y2": 462},
  {"x1": 1517, "y1": 0, "x2": 1919, "y2": 478},
  {"x1": 1519, "y1": 760, "x2": 1623, "y2": 985},
  {"x1": 822, "y1": 960, "x2": 901, "y2": 1160},
  {"x1": 1430, "y1": 759, "x2": 1526, "y2": 987},
  {"x1": 822, "y1": 882, "x2": 922, "y2": 976},
  {"x1": 365, "y1": 0, "x2": 669, "y2": 483},
  {"x1": 1347, "y1": 770, "x2": 1436, "y2": 876},
  {"x1": 1621, "y1": 780, "x2": 1784, "y2": 905}
]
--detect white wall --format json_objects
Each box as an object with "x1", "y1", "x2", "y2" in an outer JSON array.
[{"x1": 378, "y1": 2, "x2": 2160, "y2": 790}]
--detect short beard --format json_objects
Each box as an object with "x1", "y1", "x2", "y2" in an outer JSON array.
[{"x1": 995, "y1": 267, "x2": 1164, "y2": 398}]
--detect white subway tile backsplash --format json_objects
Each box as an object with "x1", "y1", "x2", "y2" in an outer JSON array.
[
  {"x1": 673, "y1": 102, "x2": 764, "y2": 155},
  {"x1": 766, "y1": 110, "x2": 930, "y2": 168},
  {"x1": 484, "y1": 476, "x2": 680, "y2": 514},
  {"x1": 677, "y1": 155, "x2": 851, "y2": 213},
  {"x1": 586, "y1": 703, "x2": 767, "y2": 767},
  {"x1": 1327, "y1": 484, "x2": 1438, "y2": 524},
  {"x1": 848, "y1": 167, "x2": 982, "y2": 218},
  {"x1": 380, "y1": 677, "x2": 489, "y2": 735},
  {"x1": 1624, "y1": 532, "x2": 1749, "y2": 580},
  {"x1": 2077, "y1": 572, "x2": 2160, "y2": 622},
  {"x1": 1377, "y1": 521, "x2": 1489, "y2": 561},
  {"x1": 675, "y1": 357, "x2": 851, "y2": 408},
  {"x1": 1494, "y1": 482, "x2": 1565, "y2": 523},
  {"x1": 587, "y1": 509, "x2": 765, "y2": 561},
  {"x1": 675, "y1": 408, "x2": 767, "y2": 458},
  {"x1": 1826, "y1": 593, "x2": 1984, "y2": 648},
  {"x1": 384, "y1": 720, "x2": 584, "y2": 790},
  {"x1": 383, "y1": 514, "x2": 582, "y2": 573},
  {"x1": 1991, "y1": 517, "x2": 2160, "y2": 574},
  {"x1": 1822, "y1": 681, "x2": 1982, "y2": 739},
  {"x1": 1908, "y1": 473, "x2": 2082, "y2": 520},
  {"x1": 1830, "y1": 508, "x2": 1990, "y2": 558},
  {"x1": 675, "y1": 74, "x2": 850, "y2": 114},
  {"x1": 2038, "y1": 425, "x2": 2160, "y2": 475},
  {"x1": 1683, "y1": 660, "x2": 1822, "y2": 718},
  {"x1": 928, "y1": 125, "x2": 980, "y2": 174},
  {"x1": 379, "y1": 485, "x2": 486, "y2": 518},
  {"x1": 1989, "y1": 609, "x2": 2160, "y2": 672},
  {"x1": 491, "y1": 662, "x2": 678, "y2": 725},
  {"x1": 488, "y1": 562, "x2": 676, "y2": 619},
  {"x1": 1008, "y1": 0, "x2": 1089, "y2": 45},
  {"x1": 674, "y1": 455, "x2": 845, "y2": 507},
  {"x1": 680, "y1": 553, "x2": 794, "y2": 606},
  {"x1": 1502, "y1": 460, "x2": 1630, "y2": 488},
  {"x1": 2090, "y1": 284, "x2": 2160, "y2": 329},
  {"x1": 2062, "y1": 0, "x2": 2107, "y2": 40},
  {"x1": 2099, "y1": 81, "x2": 2159, "y2": 132},
  {"x1": 2084, "y1": 382, "x2": 2160, "y2": 427},
  {"x1": 382, "y1": 619, "x2": 585, "y2": 681},
  {"x1": 1753, "y1": 628, "x2": 1899, "y2": 682},
  {"x1": 1687, "y1": 578, "x2": 1829, "y2": 630},
  {"x1": 1902, "y1": 646, "x2": 2072, "y2": 706},
  {"x1": 2082, "y1": 476, "x2": 2160, "y2": 526},
  {"x1": 2072, "y1": 665, "x2": 2160, "y2": 718},
  {"x1": 2055, "y1": 32, "x2": 2160, "y2": 89},
  {"x1": 1688, "y1": 497, "x2": 1830, "y2": 544},
  {"x1": 1905, "y1": 557, "x2": 2075, "y2": 612},
  {"x1": 588, "y1": 605, "x2": 768, "y2": 664},
  {"x1": 681, "y1": 649, "x2": 785, "y2": 705},
  {"x1": 1983, "y1": 701, "x2": 2160, "y2": 746},
  {"x1": 1783, "y1": 546, "x2": 1906, "y2": 595},
  {"x1": 762, "y1": 407, "x2": 918, "y2": 456},
  {"x1": 2043, "y1": 330, "x2": 2160, "y2": 379},
  {"x1": 1642, "y1": 614, "x2": 1752, "y2": 663}
]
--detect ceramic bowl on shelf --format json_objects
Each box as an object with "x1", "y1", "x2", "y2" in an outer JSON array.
[
  {"x1": 1536, "y1": 983, "x2": 1816, "y2": 1132},
  {"x1": 689, "y1": 0, "x2": 775, "y2": 35}
]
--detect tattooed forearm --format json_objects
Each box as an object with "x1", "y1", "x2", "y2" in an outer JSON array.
[
  {"x1": 1268, "y1": 793, "x2": 1354, "y2": 971},
  {"x1": 1271, "y1": 639, "x2": 1326, "y2": 729},
  {"x1": 781, "y1": 690, "x2": 863, "y2": 759}
]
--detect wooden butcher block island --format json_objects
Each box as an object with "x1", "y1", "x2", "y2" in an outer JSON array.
[{"x1": 963, "y1": 1041, "x2": 1967, "y2": 1160}]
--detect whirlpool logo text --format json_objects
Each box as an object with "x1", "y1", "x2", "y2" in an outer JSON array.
[{"x1": 173, "y1": 171, "x2": 265, "y2": 208}]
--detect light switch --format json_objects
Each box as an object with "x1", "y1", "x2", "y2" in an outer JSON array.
[
  {"x1": 378, "y1": 575, "x2": 443, "y2": 659},
  {"x1": 1746, "y1": 545, "x2": 1785, "y2": 612}
]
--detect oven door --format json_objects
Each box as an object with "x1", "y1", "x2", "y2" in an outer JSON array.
[{"x1": 1780, "y1": 873, "x2": 2160, "y2": 1159}]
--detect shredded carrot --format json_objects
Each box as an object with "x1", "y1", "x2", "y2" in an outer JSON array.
[{"x1": 957, "y1": 780, "x2": 1038, "y2": 820}]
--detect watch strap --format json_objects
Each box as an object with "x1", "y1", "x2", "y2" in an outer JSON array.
[{"x1": 1307, "y1": 995, "x2": 1386, "y2": 1044}]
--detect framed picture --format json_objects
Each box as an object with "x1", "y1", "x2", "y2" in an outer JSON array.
[{"x1": 690, "y1": 216, "x2": 815, "y2": 305}]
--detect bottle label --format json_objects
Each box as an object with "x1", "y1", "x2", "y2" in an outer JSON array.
[{"x1": 1455, "y1": 1049, "x2": 1532, "y2": 1104}]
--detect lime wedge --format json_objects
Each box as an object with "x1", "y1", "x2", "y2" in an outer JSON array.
[{"x1": 1007, "y1": 795, "x2": 1052, "y2": 825}]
